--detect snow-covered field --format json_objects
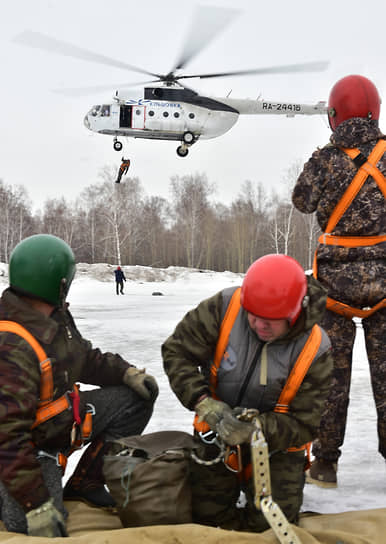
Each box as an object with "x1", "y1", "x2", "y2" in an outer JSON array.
[{"x1": 1, "y1": 263, "x2": 385, "y2": 513}]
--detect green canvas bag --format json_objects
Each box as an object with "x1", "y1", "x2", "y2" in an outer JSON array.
[{"x1": 103, "y1": 431, "x2": 196, "y2": 527}]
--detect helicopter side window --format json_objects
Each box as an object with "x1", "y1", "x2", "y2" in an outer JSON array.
[
  {"x1": 91, "y1": 105, "x2": 101, "y2": 116},
  {"x1": 101, "y1": 105, "x2": 111, "y2": 117},
  {"x1": 163, "y1": 111, "x2": 169, "y2": 117},
  {"x1": 174, "y1": 112, "x2": 180, "y2": 118},
  {"x1": 148, "y1": 110, "x2": 155, "y2": 117},
  {"x1": 135, "y1": 109, "x2": 142, "y2": 115},
  {"x1": 189, "y1": 113, "x2": 195, "y2": 119}
]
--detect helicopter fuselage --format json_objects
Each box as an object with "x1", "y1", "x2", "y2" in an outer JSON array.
[
  {"x1": 83, "y1": 85, "x2": 326, "y2": 156},
  {"x1": 83, "y1": 86, "x2": 239, "y2": 145}
]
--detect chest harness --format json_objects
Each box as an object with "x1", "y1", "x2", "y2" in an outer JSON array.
[
  {"x1": 313, "y1": 139, "x2": 386, "y2": 319},
  {"x1": 0, "y1": 320, "x2": 93, "y2": 472},
  {"x1": 192, "y1": 287, "x2": 322, "y2": 477}
]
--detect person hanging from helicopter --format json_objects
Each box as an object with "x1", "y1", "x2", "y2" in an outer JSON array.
[{"x1": 115, "y1": 157, "x2": 131, "y2": 184}]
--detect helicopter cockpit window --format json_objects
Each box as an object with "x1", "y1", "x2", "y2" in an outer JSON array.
[
  {"x1": 101, "y1": 105, "x2": 111, "y2": 117},
  {"x1": 91, "y1": 105, "x2": 101, "y2": 116}
]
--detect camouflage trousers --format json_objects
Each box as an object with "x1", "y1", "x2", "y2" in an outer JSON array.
[
  {"x1": 313, "y1": 261, "x2": 386, "y2": 463},
  {"x1": 190, "y1": 441, "x2": 306, "y2": 532},
  {"x1": 0, "y1": 385, "x2": 153, "y2": 534}
]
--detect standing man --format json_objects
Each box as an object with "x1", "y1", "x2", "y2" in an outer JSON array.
[
  {"x1": 0, "y1": 234, "x2": 158, "y2": 537},
  {"x1": 115, "y1": 157, "x2": 131, "y2": 183},
  {"x1": 292, "y1": 74, "x2": 386, "y2": 487},
  {"x1": 162, "y1": 254, "x2": 332, "y2": 532},
  {"x1": 114, "y1": 265, "x2": 126, "y2": 295}
]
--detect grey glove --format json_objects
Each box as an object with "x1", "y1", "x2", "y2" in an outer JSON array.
[
  {"x1": 26, "y1": 498, "x2": 67, "y2": 537},
  {"x1": 123, "y1": 367, "x2": 159, "y2": 402},
  {"x1": 195, "y1": 396, "x2": 233, "y2": 431},
  {"x1": 216, "y1": 411, "x2": 255, "y2": 446}
]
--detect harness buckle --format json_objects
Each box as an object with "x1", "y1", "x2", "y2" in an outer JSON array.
[
  {"x1": 36, "y1": 449, "x2": 67, "y2": 471},
  {"x1": 198, "y1": 429, "x2": 219, "y2": 445},
  {"x1": 224, "y1": 444, "x2": 243, "y2": 473},
  {"x1": 86, "y1": 403, "x2": 96, "y2": 415}
]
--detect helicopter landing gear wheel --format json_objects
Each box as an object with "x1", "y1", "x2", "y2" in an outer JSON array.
[
  {"x1": 113, "y1": 138, "x2": 123, "y2": 152},
  {"x1": 182, "y1": 131, "x2": 195, "y2": 144},
  {"x1": 177, "y1": 145, "x2": 189, "y2": 157}
]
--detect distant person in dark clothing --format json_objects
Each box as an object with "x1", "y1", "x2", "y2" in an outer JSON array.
[
  {"x1": 115, "y1": 158, "x2": 131, "y2": 183},
  {"x1": 114, "y1": 266, "x2": 126, "y2": 295}
]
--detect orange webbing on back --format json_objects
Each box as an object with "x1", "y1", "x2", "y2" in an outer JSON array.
[
  {"x1": 325, "y1": 140, "x2": 386, "y2": 233},
  {"x1": 274, "y1": 324, "x2": 322, "y2": 414},
  {"x1": 31, "y1": 396, "x2": 71, "y2": 428},
  {"x1": 313, "y1": 141, "x2": 386, "y2": 319},
  {"x1": 0, "y1": 320, "x2": 54, "y2": 403},
  {"x1": 313, "y1": 247, "x2": 386, "y2": 319},
  {"x1": 325, "y1": 296, "x2": 386, "y2": 319},
  {"x1": 318, "y1": 234, "x2": 386, "y2": 247},
  {"x1": 0, "y1": 320, "x2": 47, "y2": 362}
]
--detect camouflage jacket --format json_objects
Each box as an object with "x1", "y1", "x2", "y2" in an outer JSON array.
[
  {"x1": 0, "y1": 288, "x2": 131, "y2": 512},
  {"x1": 292, "y1": 118, "x2": 386, "y2": 264},
  {"x1": 162, "y1": 276, "x2": 333, "y2": 452}
]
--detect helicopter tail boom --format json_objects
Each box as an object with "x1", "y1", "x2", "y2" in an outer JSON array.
[{"x1": 218, "y1": 97, "x2": 327, "y2": 117}]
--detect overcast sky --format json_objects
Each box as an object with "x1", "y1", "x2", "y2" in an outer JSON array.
[{"x1": 1, "y1": 0, "x2": 385, "y2": 212}]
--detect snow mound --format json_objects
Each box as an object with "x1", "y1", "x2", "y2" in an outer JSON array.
[{"x1": 74, "y1": 263, "x2": 243, "y2": 284}]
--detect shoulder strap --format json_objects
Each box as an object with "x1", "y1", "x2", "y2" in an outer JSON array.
[
  {"x1": 274, "y1": 324, "x2": 322, "y2": 414},
  {"x1": 0, "y1": 320, "x2": 53, "y2": 404},
  {"x1": 326, "y1": 140, "x2": 386, "y2": 233},
  {"x1": 210, "y1": 288, "x2": 241, "y2": 388}
]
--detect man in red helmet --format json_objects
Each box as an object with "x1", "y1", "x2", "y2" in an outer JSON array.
[
  {"x1": 292, "y1": 74, "x2": 386, "y2": 487},
  {"x1": 162, "y1": 254, "x2": 332, "y2": 532}
]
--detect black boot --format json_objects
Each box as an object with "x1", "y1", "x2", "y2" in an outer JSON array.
[{"x1": 63, "y1": 440, "x2": 116, "y2": 509}]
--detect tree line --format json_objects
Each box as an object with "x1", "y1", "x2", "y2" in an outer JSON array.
[{"x1": 0, "y1": 164, "x2": 320, "y2": 273}]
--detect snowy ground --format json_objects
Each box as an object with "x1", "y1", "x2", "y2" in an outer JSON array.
[{"x1": 1, "y1": 263, "x2": 385, "y2": 513}]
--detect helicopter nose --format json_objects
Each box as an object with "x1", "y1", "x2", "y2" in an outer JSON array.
[{"x1": 83, "y1": 115, "x2": 90, "y2": 129}]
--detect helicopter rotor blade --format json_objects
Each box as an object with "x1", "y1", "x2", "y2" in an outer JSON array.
[
  {"x1": 171, "y1": 5, "x2": 240, "y2": 73},
  {"x1": 13, "y1": 30, "x2": 162, "y2": 79},
  {"x1": 176, "y1": 60, "x2": 330, "y2": 81},
  {"x1": 52, "y1": 80, "x2": 161, "y2": 97}
]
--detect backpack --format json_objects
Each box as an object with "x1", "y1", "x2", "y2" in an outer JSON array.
[{"x1": 103, "y1": 431, "x2": 196, "y2": 527}]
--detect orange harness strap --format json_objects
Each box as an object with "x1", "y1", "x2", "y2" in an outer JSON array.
[
  {"x1": 0, "y1": 321, "x2": 92, "y2": 465},
  {"x1": 193, "y1": 296, "x2": 321, "y2": 471},
  {"x1": 211, "y1": 287, "x2": 242, "y2": 388},
  {"x1": 325, "y1": 140, "x2": 386, "y2": 234},
  {"x1": 274, "y1": 324, "x2": 322, "y2": 414},
  {"x1": 313, "y1": 140, "x2": 386, "y2": 319},
  {"x1": 194, "y1": 288, "x2": 241, "y2": 433}
]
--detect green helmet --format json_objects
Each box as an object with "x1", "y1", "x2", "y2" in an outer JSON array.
[{"x1": 9, "y1": 234, "x2": 76, "y2": 306}]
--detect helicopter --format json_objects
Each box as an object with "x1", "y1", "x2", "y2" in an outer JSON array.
[{"x1": 13, "y1": 7, "x2": 329, "y2": 157}]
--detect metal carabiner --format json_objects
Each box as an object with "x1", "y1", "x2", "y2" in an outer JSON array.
[{"x1": 198, "y1": 429, "x2": 219, "y2": 445}]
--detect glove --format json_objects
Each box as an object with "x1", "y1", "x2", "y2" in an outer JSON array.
[
  {"x1": 123, "y1": 367, "x2": 159, "y2": 402},
  {"x1": 26, "y1": 498, "x2": 68, "y2": 537},
  {"x1": 216, "y1": 411, "x2": 255, "y2": 446},
  {"x1": 195, "y1": 396, "x2": 233, "y2": 431}
]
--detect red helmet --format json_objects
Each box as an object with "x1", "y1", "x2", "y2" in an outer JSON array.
[
  {"x1": 240, "y1": 254, "x2": 307, "y2": 326},
  {"x1": 328, "y1": 75, "x2": 381, "y2": 130}
]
